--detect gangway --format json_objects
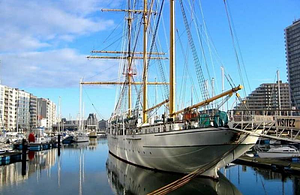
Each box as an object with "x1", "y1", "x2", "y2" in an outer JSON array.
[{"x1": 228, "y1": 110, "x2": 300, "y2": 144}]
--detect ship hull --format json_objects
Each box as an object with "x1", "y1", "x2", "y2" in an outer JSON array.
[{"x1": 108, "y1": 127, "x2": 260, "y2": 178}]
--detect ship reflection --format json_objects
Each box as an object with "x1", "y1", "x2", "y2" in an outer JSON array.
[{"x1": 106, "y1": 153, "x2": 242, "y2": 195}]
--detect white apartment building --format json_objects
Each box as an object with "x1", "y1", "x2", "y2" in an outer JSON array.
[
  {"x1": 17, "y1": 90, "x2": 30, "y2": 130},
  {"x1": 0, "y1": 85, "x2": 5, "y2": 130},
  {"x1": 0, "y1": 84, "x2": 56, "y2": 131},
  {"x1": 5, "y1": 87, "x2": 18, "y2": 131}
]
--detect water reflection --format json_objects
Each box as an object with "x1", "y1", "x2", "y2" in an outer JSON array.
[
  {"x1": 1, "y1": 139, "x2": 300, "y2": 195},
  {"x1": 0, "y1": 149, "x2": 57, "y2": 187},
  {"x1": 106, "y1": 153, "x2": 242, "y2": 195}
]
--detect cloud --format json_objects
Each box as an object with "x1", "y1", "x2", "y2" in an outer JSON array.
[
  {"x1": 0, "y1": 49, "x2": 119, "y2": 88},
  {"x1": 0, "y1": 0, "x2": 117, "y2": 52},
  {"x1": 0, "y1": 0, "x2": 124, "y2": 88}
]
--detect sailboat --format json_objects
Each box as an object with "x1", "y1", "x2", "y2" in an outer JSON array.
[
  {"x1": 74, "y1": 79, "x2": 89, "y2": 143},
  {"x1": 84, "y1": 0, "x2": 263, "y2": 178}
]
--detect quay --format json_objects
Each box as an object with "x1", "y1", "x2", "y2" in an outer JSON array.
[
  {"x1": 13, "y1": 141, "x2": 59, "y2": 151},
  {"x1": 0, "y1": 151, "x2": 22, "y2": 165},
  {"x1": 234, "y1": 155, "x2": 300, "y2": 174}
]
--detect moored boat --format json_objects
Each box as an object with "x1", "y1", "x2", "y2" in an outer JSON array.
[
  {"x1": 73, "y1": 132, "x2": 89, "y2": 143},
  {"x1": 257, "y1": 145, "x2": 300, "y2": 159}
]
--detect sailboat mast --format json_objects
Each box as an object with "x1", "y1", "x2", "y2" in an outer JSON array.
[
  {"x1": 142, "y1": 0, "x2": 148, "y2": 123},
  {"x1": 79, "y1": 78, "x2": 82, "y2": 131},
  {"x1": 170, "y1": 0, "x2": 176, "y2": 117},
  {"x1": 127, "y1": 0, "x2": 132, "y2": 117},
  {"x1": 277, "y1": 70, "x2": 281, "y2": 116}
]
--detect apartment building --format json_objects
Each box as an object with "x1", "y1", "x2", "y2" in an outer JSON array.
[
  {"x1": 37, "y1": 98, "x2": 57, "y2": 131},
  {"x1": 17, "y1": 90, "x2": 30, "y2": 130},
  {"x1": 29, "y1": 95, "x2": 38, "y2": 129},
  {"x1": 0, "y1": 84, "x2": 56, "y2": 131},
  {"x1": 4, "y1": 87, "x2": 18, "y2": 131},
  {"x1": 285, "y1": 19, "x2": 300, "y2": 109},
  {"x1": 0, "y1": 85, "x2": 5, "y2": 130},
  {"x1": 235, "y1": 81, "x2": 291, "y2": 111}
]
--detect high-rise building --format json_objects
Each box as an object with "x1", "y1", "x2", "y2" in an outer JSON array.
[
  {"x1": 4, "y1": 87, "x2": 18, "y2": 130},
  {"x1": 30, "y1": 95, "x2": 38, "y2": 129},
  {"x1": 0, "y1": 85, "x2": 5, "y2": 130},
  {"x1": 235, "y1": 81, "x2": 291, "y2": 112},
  {"x1": 17, "y1": 90, "x2": 30, "y2": 130},
  {"x1": 285, "y1": 19, "x2": 300, "y2": 109}
]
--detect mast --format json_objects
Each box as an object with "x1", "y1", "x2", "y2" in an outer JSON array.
[
  {"x1": 221, "y1": 66, "x2": 225, "y2": 111},
  {"x1": 79, "y1": 78, "x2": 82, "y2": 131},
  {"x1": 170, "y1": 0, "x2": 175, "y2": 117},
  {"x1": 83, "y1": 103, "x2": 85, "y2": 131},
  {"x1": 58, "y1": 96, "x2": 61, "y2": 133},
  {"x1": 127, "y1": 0, "x2": 132, "y2": 117},
  {"x1": 277, "y1": 70, "x2": 281, "y2": 116},
  {"x1": 212, "y1": 78, "x2": 215, "y2": 108},
  {"x1": 142, "y1": 0, "x2": 148, "y2": 123},
  {"x1": 85, "y1": 2, "x2": 167, "y2": 120}
]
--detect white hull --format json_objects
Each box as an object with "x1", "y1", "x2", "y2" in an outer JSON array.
[
  {"x1": 257, "y1": 152, "x2": 300, "y2": 159},
  {"x1": 74, "y1": 133, "x2": 89, "y2": 143},
  {"x1": 106, "y1": 153, "x2": 242, "y2": 195},
  {"x1": 108, "y1": 127, "x2": 261, "y2": 178}
]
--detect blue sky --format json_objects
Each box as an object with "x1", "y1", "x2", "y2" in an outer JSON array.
[{"x1": 0, "y1": 0, "x2": 299, "y2": 120}]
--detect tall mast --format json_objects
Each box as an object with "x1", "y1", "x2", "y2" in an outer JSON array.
[
  {"x1": 221, "y1": 66, "x2": 225, "y2": 111},
  {"x1": 127, "y1": 0, "x2": 132, "y2": 117},
  {"x1": 142, "y1": 0, "x2": 148, "y2": 123},
  {"x1": 58, "y1": 96, "x2": 61, "y2": 133},
  {"x1": 79, "y1": 78, "x2": 82, "y2": 131},
  {"x1": 169, "y1": 0, "x2": 175, "y2": 117},
  {"x1": 277, "y1": 70, "x2": 281, "y2": 116}
]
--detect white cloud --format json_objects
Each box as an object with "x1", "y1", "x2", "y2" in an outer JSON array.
[
  {"x1": 0, "y1": 0, "x2": 124, "y2": 88},
  {"x1": 0, "y1": 49, "x2": 119, "y2": 88},
  {"x1": 0, "y1": 0, "x2": 117, "y2": 52}
]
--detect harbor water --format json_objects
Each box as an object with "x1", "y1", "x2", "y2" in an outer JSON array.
[{"x1": 0, "y1": 139, "x2": 299, "y2": 195}]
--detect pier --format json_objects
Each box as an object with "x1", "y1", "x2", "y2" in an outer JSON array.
[{"x1": 235, "y1": 155, "x2": 300, "y2": 174}]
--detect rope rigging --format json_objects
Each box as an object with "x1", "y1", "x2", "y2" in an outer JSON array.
[
  {"x1": 179, "y1": 0, "x2": 209, "y2": 102},
  {"x1": 223, "y1": 0, "x2": 251, "y2": 98}
]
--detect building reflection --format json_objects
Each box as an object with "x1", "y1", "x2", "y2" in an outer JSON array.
[
  {"x1": 0, "y1": 149, "x2": 57, "y2": 187},
  {"x1": 106, "y1": 153, "x2": 242, "y2": 195},
  {"x1": 88, "y1": 138, "x2": 97, "y2": 150},
  {"x1": 236, "y1": 164, "x2": 300, "y2": 195}
]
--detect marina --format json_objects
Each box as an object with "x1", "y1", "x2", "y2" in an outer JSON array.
[
  {"x1": 0, "y1": 0, "x2": 299, "y2": 194},
  {"x1": 0, "y1": 138, "x2": 299, "y2": 195}
]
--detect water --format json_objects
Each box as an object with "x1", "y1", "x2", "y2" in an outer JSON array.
[{"x1": 0, "y1": 139, "x2": 299, "y2": 195}]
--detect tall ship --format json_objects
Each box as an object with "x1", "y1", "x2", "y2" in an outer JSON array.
[{"x1": 83, "y1": 0, "x2": 263, "y2": 178}]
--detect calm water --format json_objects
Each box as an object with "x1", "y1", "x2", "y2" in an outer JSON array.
[{"x1": 0, "y1": 139, "x2": 299, "y2": 195}]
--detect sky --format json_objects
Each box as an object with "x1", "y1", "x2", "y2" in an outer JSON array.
[{"x1": 0, "y1": 0, "x2": 299, "y2": 120}]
